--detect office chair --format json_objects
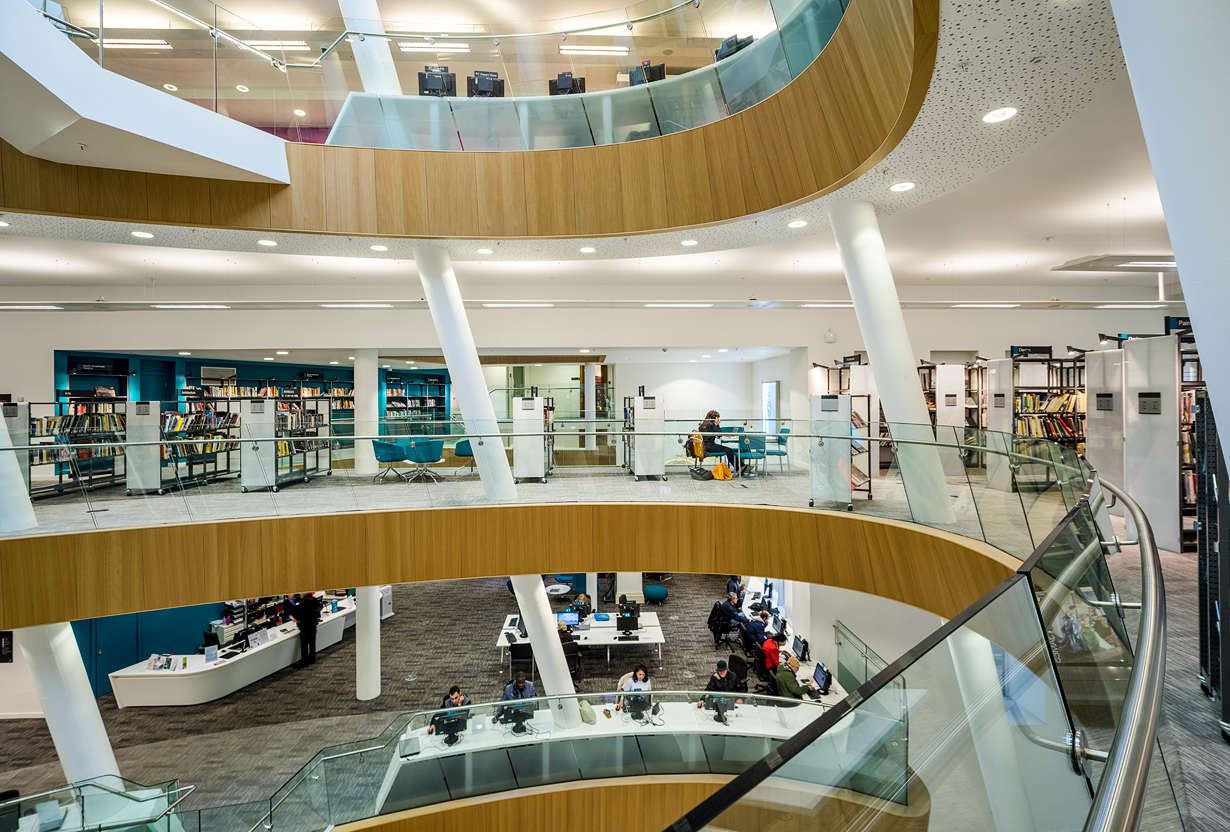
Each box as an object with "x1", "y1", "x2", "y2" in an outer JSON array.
[
  {"x1": 708, "y1": 602, "x2": 741, "y2": 652},
  {"x1": 766, "y1": 668, "x2": 781, "y2": 698},
  {"x1": 765, "y1": 427, "x2": 791, "y2": 473},
  {"x1": 751, "y1": 644, "x2": 772, "y2": 694},
  {"x1": 372, "y1": 439, "x2": 410, "y2": 482},
  {"x1": 727, "y1": 654, "x2": 751, "y2": 694},
  {"x1": 0, "y1": 790, "x2": 18, "y2": 832},
  {"x1": 510, "y1": 642, "x2": 534, "y2": 681},
  {"x1": 738, "y1": 433, "x2": 767, "y2": 477},
  {"x1": 562, "y1": 641, "x2": 583, "y2": 681},
  {"x1": 737, "y1": 622, "x2": 755, "y2": 657},
  {"x1": 452, "y1": 439, "x2": 476, "y2": 475},
  {"x1": 406, "y1": 437, "x2": 446, "y2": 483}
]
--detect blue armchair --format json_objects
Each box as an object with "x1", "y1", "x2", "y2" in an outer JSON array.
[
  {"x1": 372, "y1": 440, "x2": 409, "y2": 482},
  {"x1": 765, "y1": 427, "x2": 791, "y2": 473},
  {"x1": 453, "y1": 439, "x2": 476, "y2": 475},
  {"x1": 405, "y1": 437, "x2": 446, "y2": 483},
  {"x1": 738, "y1": 433, "x2": 766, "y2": 477}
]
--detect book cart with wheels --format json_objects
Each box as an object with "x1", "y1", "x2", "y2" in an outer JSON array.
[
  {"x1": 808, "y1": 393, "x2": 871, "y2": 511},
  {"x1": 239, "y1": 397, "x2": 333, "y2": 493},
  {"x1": 126, "y1": 400, "x2": 242, "y2": 495},
  {"x1": 26, "y1": 395, "x2": 127, "y2": 498}
]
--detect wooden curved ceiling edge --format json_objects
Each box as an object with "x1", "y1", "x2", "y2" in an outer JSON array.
[
  {"x1": 0, "y1": 503, "x2": 1016, "y2": 630},
  {"x1": 0, "y1": 0, "x2": 934, "y2": 239}
]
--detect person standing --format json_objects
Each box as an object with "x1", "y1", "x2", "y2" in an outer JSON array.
[{"x1": 290, "y1": 592, "x2": 323, "y2": 668}]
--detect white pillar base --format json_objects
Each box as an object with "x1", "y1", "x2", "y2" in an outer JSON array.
[{"x1": 356, "y1": 586, "x2": 381, "y2": 701}]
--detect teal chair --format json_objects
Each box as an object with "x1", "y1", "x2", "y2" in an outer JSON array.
[
  {"x1": 738, "y1": 433, "x2": 767, "y2": 477},
  {"x1": 453, "y1": 439, "x2": 476, "y2": 475},
  {"x1": 372, "y1": 440, "x2": 409, "y2": 482},
  {"x1": 765, "y1": 427, "x2": 791, "y2": 473},
  {"x1": 405, "y1": 438, "x2": 446, "y2": 483}
]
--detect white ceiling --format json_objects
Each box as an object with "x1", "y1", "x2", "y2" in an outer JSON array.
[{"x1": 107, "y1": 345, "x2": 791, "y2": 365}]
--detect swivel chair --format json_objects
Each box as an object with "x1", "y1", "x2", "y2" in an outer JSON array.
[
  {"x1": 452, "y1": 439, "x2": 476, "y2": 475},
  {"x1": 372, "y1": 439, "x2": 410, "y2": 482},
  {"x1": 406, "y1": 437, "x2": 446, "y2": 483},
  {"x1": 765, "y1": 427, "x2": 791, "y2": 472}
]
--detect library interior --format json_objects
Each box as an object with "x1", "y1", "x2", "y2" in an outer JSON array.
[{"x1": 0, "y1": 0, "x2": 1227, "y2": 831}]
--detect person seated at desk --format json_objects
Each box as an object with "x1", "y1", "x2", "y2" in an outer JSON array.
[
  {"x1": 573, "y1": 593, "x2": 591, "y2": 619},
  {"x1": 696, "y1": 659, "x2": 744, "y2": 705},
  {"x1": 727, "y1": 576, "x2": 745, "y2": 604},
  {"x1": 700, "y1": 412, "x2": 740, "y2": 473},
  {"x1": 615, "y1": 664, "x2": 652, "y2": 711},
  {"x1": 720, "y1": 593, "x2": 749, "y2": 626},
  {"x1": 493, "y1": 671, "x2": 535, "y2": 721},
  {"x1": 427, "y1": 686, "x2": 472, "y2": 733},
  {"x1": 764, "y1": 631, "x2": 786, "y2": 672},
  {"x1": 747, "y1": 610, "x2": 770, "y2": 645},
  {"x1": 557, "y1": 621, "x2": 574, "y2": 644},
  {"x1": 775, "y1": 656, "x2": 817, "y2": 700}
]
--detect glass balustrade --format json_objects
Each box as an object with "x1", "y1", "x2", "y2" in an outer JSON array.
[{"x1": 35, "y1": 0, "x2": 848, "y2": 148}]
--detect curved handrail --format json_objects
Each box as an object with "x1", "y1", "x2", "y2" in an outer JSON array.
[{"x1": 1083, "y1": 479, "x2": 1165, "y2": 832}]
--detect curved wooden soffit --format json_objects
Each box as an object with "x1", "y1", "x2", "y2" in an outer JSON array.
[
  {"x1": 0, "y1": 503, "x2": 1015, "y2": 629},
  {"x1": 0, "y1": 0, "x2": 936, "y2": 238}
]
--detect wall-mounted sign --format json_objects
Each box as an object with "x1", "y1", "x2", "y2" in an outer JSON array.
[
  {"x1": 302, "y1": 372, "x2": 324, "y2": 381},
  {"x1": 1138, "y1": 391, "x2": 1162, "y2": 415},
  {"x1": 520, "y1": 398, "x2": 535, "y2": 410},
  {"x1": 0, "y1": 631, "x2": 12, "y2": 664},
  {"x1": 642, "y1": 397, "x2": 656, "y2": 409},
  {"x1": 1165, "y1": 316, "x2": 1192, "y2": 334},
  {"x1": 75, "y1": 361, "x2": 116, "y2": 375},
  {"x1": 820, "y1": 395, "x2": 839, "y2": 412},
  {"x1": 250, "y1": 401, "x2": 266, "y2": 414},
  {"x1": 134, "y1": 402, "x2": 151, "y2": 415},
  {"x1": 1010, "y1": 346, "x2": 1052, "y2": 358},
  {"x1": 1, "y1": 403, "x2": 16, "y2": 418},
  {"x1": 993, "y1": 393, "x2": 1006, "y2": 408},
  {"x1": 1095, "y1": 393, "x2": 1115, "y2": 412},
  {"x1": 944, "y1": 394, "x2": 957, "y2": 406}
]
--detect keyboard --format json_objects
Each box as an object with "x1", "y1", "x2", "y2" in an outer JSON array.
[{"x1": 616, "y1": 634, "x2": 640, "y2": 641}]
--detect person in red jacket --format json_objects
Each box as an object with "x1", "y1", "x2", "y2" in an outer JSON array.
[{"x1": 764, "y1": 631, "x2": 787, "y2": 672}]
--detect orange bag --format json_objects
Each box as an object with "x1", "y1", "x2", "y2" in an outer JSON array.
[{"x1": 712, "y1": 460, "x2": 733, "y2": 480}]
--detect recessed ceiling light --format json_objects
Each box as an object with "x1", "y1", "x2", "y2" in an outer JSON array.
[
  {"x1": 1096, "y1": 304, "x2": 1166, "y2": 309},
  {"x1": 801, "y1": 303, "x2": 855, "y2": 308},
  {"x1": 96, "y1": 38, "x2": 171, "y2": 49},
  {"x1": 276, "y1": 351, "x2": 289, "y2": 355},
  {"x1": 950, "y1": 303, "x2": 1021, "y2": 308},
  {"x1": 702, "y1": 355, "x2": 711, "y2": 358},
  {"x1": 370, "y1": 245, "x2": 388, "y2": 251},
  {"x1": 645, "y1": 303, "x2": 713, "y2": 308},
  {"x1": 264, "y1": 357, "x2": 275, "y2": 361},
  {"x1": 398, "y1": 41, "x2": 471, "y2": 52},
  {"x1": 151, "y1": 304, "x2": 230, "y2": 309},
  {"x1": 0, "y1": 221, "x2": 9, "y2": 226},
  {"x1": 257, "y1": 239, "x2": 277, "y2": 246},
  {"x1": 236, "y1": 85, "x2": 250, "y2": 92},
  {"x1": 243, "y1": 40, "x2": 311, "y2": 50},
  {"x1": 329, "y1": 361, "x2": 339, "y2": 364},
  {"x1": 0, "y1": 305, "x2": 63, "y2": 310},
  {"x1": 348, "y1": 356, "x2": 355, "y2": 360},
  {"x1": 787, "y1": 221, "x2": 807, "y2": 228},
  {"x1": 559, "y1": 45, "x2": 629, "y2": 56},
  {"x1": 410, "y1": 366, "x2": 418, "y2": 370},
  {"x1": 718, "y1": 349, "x2": 728, "y2": 352},
  {"x1": 178, "y1": 351, "x2": 192, "y2": 355},
  {"x1": 690, "y1": 359, "x2": 697, "y2": 363},
  {"x1": 383, "y1": 365, "x2": 391, "y2": 368},
  {"x1": 535, "y1": 364, "x2": 542, "y2": 367},
  {"x1": 131, "y1": 231, "x2": 154, "y2": 238},
  {"x1": 890, "y1": 182, "x2": 915, "y2": 192},
  {"x1": 580, "y1": 247, "x2": 596, "y2": 253},
  {"x1": 482, "y1": 303, "x2": 555, "y2": 308},
  {"x1": 293, "y1": 109, "x2": 306, "y2": 117},
  {"x1": 319, "y1": 303, "x2": 394, "y2": 308},
  {"x1": 477, "y1": 249, "x2": 493, "y2": 254},
  {"x1": 163, "y1": 83, "x2": 178, "y2": 91},
  {"x1": 681, "y1": 240, "x2": 699, "y2": 246},
  {"x1": 1116, "y1": 261, "x2": 1176, "y2": 268},
  {"x1": 579, "y1": 349, "x2": 591, "y2": 353},
  {"x1": 983, "y1": 107, "x2": 1017, "y2": 123}
]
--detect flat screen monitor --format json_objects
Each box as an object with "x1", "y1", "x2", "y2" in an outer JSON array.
[
  {"x1": 418, "y1": 67, "x2": 456, "y2": 97},
  {"x1": 618, "y1": 612, "x2": 639, "y2": 632},
  {"x1": 549, "y1": 73, "x2": 586, "y2": 95},
  {"x1": 517, "y1": 618, "x2": 528, "y2": 638},
  {"x1": 467, "y1": 71, "x2": 504, "y2": 98},
  {"x1": 625, "y1": 693, "x2": 651, "y2": 718},
  {"x1": 431, "y1": 713, "x2": 467, "y2": 746},
  {"x1": 792, "y1": 635, "x2": 804, "y2": 657},
  {"x1": 771, "y1": 613, "x2": 782, "y2": 633},
  {"x1": 812, "y1": 663, "x2": 828, "y2": 688},
  {"x1": 629, "y1": 62, "x2": 666, "y2": 86},
  {"x1": 501, "y1": 700, "x2": 536, "y2": 733},
  {"x1": 557, "y1": 611, "x2": 580, "y2": 626},
  {"x1": 202, "y1": 630, "x2": 220, "y2": 648}
]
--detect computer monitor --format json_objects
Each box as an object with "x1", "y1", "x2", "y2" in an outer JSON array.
[
  {"x1": 517, "y1": 618, "x2": 528, "y2": 638},
  {"x1": 501, "y1": 700, "x2": 536, "y2": 734},
  {"x1": 557, "y1": 611, "x2": 580, "y2": 626},
  {"x1": 430, "y1": 712, "x2": 467, "y2": 746},
  {"x1": 792, "y1": 635, "x2": 805, "y2": 657},
  {"x1": 812, "y1": 663, "x2": 828, "y2": 689},
  {"x1": 549, "y1": 73, "x2": 587, "y2": 95},
  {"x1": 202, "y1": 630, "x2": 220, "y2": 648},
  {"x1": 629, "y1": 62, "x2": 666, "y2": 86},
  {"x1": 618, "y1": 612, "x2": 639, "y2": 633},
  {"x1": 467, "y1": 71, "x2": 505, "y2": 98},
  {"x1": 418, "y1": 66, "x2": 457, "y2": 97},
  {"x1": 703, "y1": 694, "x2": 735, "y2": 724},
  {"x1": 625, "y1": 693, "x2": 651, "y2": 720},
  {"x1": 715, "y1": 34, "x2": 754, "y2": 61}
]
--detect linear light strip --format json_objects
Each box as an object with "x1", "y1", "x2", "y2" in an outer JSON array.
[
  {"x1": 398, "y1": 42, "x2": 472, "y2": 52},
  {"x1": 559, "y1": 45, "x2": 629, "y2": 56}
]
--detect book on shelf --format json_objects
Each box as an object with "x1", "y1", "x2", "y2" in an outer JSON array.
[
  {"x1": 1014, "y1": 414, "x2": 1083, "y2": 440},
  {"x1": 851, "y1": 466, "x2": 870, "y2": 487},
  {"x1": 162, "y1": 411, "x2": 239, "y2": 433},
  {"x1": 1183, "y1": 470, "x2": 1197, "y2": 504},
  {"x1": 31, "y1": 413, "x2": 126, "y2": 435},
  {"x1": 1014, "y1": 391, "x2": 1086, "y2": 413}
]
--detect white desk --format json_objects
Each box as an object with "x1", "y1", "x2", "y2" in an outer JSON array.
[
  {"x1": 109, "y1": 598, "x2": 356, "y2": 707},
  {"x1": 496, "y1": 611, "x2": 666, "y2": 667}
]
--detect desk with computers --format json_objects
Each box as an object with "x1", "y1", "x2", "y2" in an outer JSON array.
[{"x1": 495, "y1": 598, "x2": 666, "y2": 666}]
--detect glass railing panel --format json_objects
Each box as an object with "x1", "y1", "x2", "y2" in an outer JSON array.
[
  {"x1": 269, "y1": 756, "x2": 328, "y2": 832},
  {"x1": 695, "y1": 0, "x2": 779, "y2": 45},
  {"x1": 581, "y1": 84, "x2": 660, "y2": 144},
  {"x1": 212, "y1": 5, "x2": 297, "y2": 140},
  {"x1": 776, "y1": 0, "x2": 846, "y2": 77},
  {"x1": 489, "y1": 23, "x2": 565, "y2": 98},
  {"x1": 324, "y1": 92, "x2": 394, "y2": 148},
  {"x1": 715, "y1": 29, "x2": 792, "y2": 114},
  {"x1": 701, "y1": 578, "x2": 1092, "y2": 831},
  {"x1": 450, "y1": 97, "x2": 526, "y2": 150},
  {"x1": 962, "y1": 428, "x2": 1036, "y2": 558},
  {"x1": 1010, "y1": 435, "x2": 1073, "y2": 546},
  {"x1": 645, "y1": 64, "x2": 727, "y2": 134},
  {"x1": 928, "y1": 424, "x2": 988, "y2": 543},
  {"x1": 515, "y1": 94, "x2": 595, "y2": 149},
  {"x1": 195, "y1": 799, "x2": 270, "y2": 832},
  {"x1": 378, "y1": 94, "x2": 462, "y2": 150}
]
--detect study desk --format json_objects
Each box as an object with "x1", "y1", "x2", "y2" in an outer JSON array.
[
  {"x1": 109, "y1": 598, "x2": 356, "y2": 707},
  {"x1": 496, "y1": 612, "x2": 667, "y2": 667}
]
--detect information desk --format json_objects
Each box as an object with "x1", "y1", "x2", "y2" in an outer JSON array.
[
  {"x1": 496, "y1": 611, "x2": 666, "y2": 667},
  {"x1": 373, "y1": 694, "x2": 834, "y2": 815},
  {"x1": 109, "y1": 598, "x2": 356, "y2": 707}
]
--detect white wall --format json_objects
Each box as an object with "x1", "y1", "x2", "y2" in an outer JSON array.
[
  {"x1": 613, "y1": 362, "x2": 753, "y2": 424},
  {"x1": 805, "y1": 583, "x2": 945, "y2": 670},
  {"x1": 0, "y1": 631, "x2": 47, "y2": 718}
]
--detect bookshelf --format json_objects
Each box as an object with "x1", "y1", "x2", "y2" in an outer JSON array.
[
  {"x1": 808, "y1": 393, "x2": 871, "y2": 510},
  {"x1": 239, "y1": 397, "x2": 332, "y2": 492},
  {"x1": 383, "y1": 373, "x2": 450, "y2": 436},
  {"x1": 1011, "y1": 357, "x2": 1086, "y2": 452},
  {"x1": 27, "y1": 395, "x2": 127, "y2": 497},
  {"x1": 1179, "y1": 326, "x2": 1202, "y2": 552},
  {"x1": 1193, "y1": 389, "x2": 1227, "y2": 733},
  {"x1": 127, "y1": 401, "x2": 241, "y2": 495}
]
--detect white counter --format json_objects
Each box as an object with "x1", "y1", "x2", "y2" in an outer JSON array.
[
  {"x1": 495, "y1": 611, "x2": 666, "y2": 666},
  {"x1": 109, "y1": 598, "x2": 356, "y2": 707}
]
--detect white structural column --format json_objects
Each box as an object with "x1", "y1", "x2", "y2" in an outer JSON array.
[
  {"x1": 20, "y1": 624, "x2": 121, "y2": 784},
  {"x1": 353, "y1": 349, "x2": 380, "y2": 476},
  {"x1": 828, "y1": 201, "x2": 954, "y2": 523},
  {"x1": 509, "y1": 575, "x2": 582, "y2": 728},
  {"x1": 0, "y1": 415, "x2": 35, "y2": 533},
  {"x1": 584, "y1": 363, "x2": 598, "y2": 450},
  {"x1": 1109, "y1": 0, "x2": 1230, "y2": 427},
  {"x1": 356, "y1": 586, "x2": 381, "y2": 700},
  {"x1": 336, "y1": 0, "x2": 402, "y2": 95},
  {"x1": 413, "y1": 246, "x2": 517, "y2": 501}
]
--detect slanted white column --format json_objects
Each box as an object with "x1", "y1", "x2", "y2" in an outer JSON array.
[
  {"x1": 509, "y1": 575, "x2": 581, "y2": 728},
  {"x1": 353, "y1": 349, "x2": 380, "y2": 476},
  {"x1": 414, "y1": 246, "x2": 517, "y2": 502},
  {"x1": 356, "y1": 586, "x2": 381, "y2": 700},
  {"x1": 0, "y1": 411, "x2": 35, "y2": 533},
  {"x1": 828, "y1": 201, "x2": 954, "y2": 523},
  {"x1": 1109, "y1": 0, "x2": 1230, "y2": 432},
  {"x1": 337, "y1": 0, "x2": 402, "y2": 95},
  {"x1": 584, "y1": 363, "x2": 598, "y2": 450},
  {"x1": 20, "y1": 623, "x2": 121, "y2": 784}
]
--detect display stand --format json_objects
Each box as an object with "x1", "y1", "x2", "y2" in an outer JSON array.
[
  {"x1": 239, "y1": 398, "x2": 332, "y2": 493},
  {"x1": 1084, "y1": 350, "x2": 1126, "y2": 516},
  {"x1": 125, "y1": 401, "x2": 162, "y2": 494},
  {"x1": 985, "y1": 359, "x2": 1014, "y2": 491},
  {"x1": 1123, "y1": 335, "x2": 1180, "y2": 552},
  {"x1": 623, "y1": 395, "x2": 665, "y2": 482},
  {"x1": 2, "y1": 402, "x2": 30, "y2": 492},
  {"x1": 27, "y1": 396, "x2": 127, "y2": 497},
  {"x1": 809, "y1": 394, "x2": 868, "y2": 510},
  {"x1": 512, "y1": 396, "x2": 551, "y2": 484}
]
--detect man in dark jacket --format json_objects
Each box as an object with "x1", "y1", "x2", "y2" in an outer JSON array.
[
  {"x1": 719, "y1": 593, "x2": 748, "y2": 625},
  {"x1": 290, "y1": 593, "x2": 323, "y2": 668},
  {"x1": 746, "y1": 609, "x2": 770, "y2": 645}
]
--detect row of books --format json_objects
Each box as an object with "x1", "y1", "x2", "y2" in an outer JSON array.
[
  {"x1": 164, "y1": 438, "x2": 241, "y2": 459},
  {"x1": 275, "y1": 439, "x2": 330, "y2": 456},
  {"x1": 276, "y1": 413, "x2": 327, "y2": 429},
  {"x1": 1181, "y1": 389, "x2": 1199, "y2": 425},
  {"x1": 1014, "y1": 414, "x2": 1084, "y2": 439},
  {"x1": 31, "y1": 414, "x2": 127, "y2": 436},
  {"x1": 61, "y1": 401, "x2": 125, "y2": 414},
  {"x1": 1183, "y1": 470, "x2": 1197, "y2": 504},
  {"x1": 385, "y1": 397, "x2": 440, "y2": 406},
  {"x1": 332, "y1": 400, "x2": 355, "y2": 410},
  {"x1": 386, "y1": 410, "x2": 439, "y2": 419},
  {"x1": 162, "y1": 411, "x2": 240, "y2": 433},
  {"x1": 1015, "y1": 392, "x2": 1086, "y2": 413},
  {"x1": 329, "y1": 388, "x2": 353, "y2": 397},
  {"x1": 1181, "y1": 428, "x2": 1194, "y2": 465}
]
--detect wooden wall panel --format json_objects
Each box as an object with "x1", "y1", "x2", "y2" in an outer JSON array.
[
  {"x1": 0, "y1": 536, "x2": 78, "y2": 627},
  {"x1": 523, "y1": 151, "x2": 576, "y2": 237},
  {"x1": 315, "y1": 513, "x2": 368, "y2": 589},
  {"x1": 571, "y1": 146, "x2": 623, "y2": 235},
  {"x1": 660, "y1": 130, "x2": 715, "y2": 228},
  {"x1": 701, "y1": 117, "x2": 759, "y2": 221},
  {"x1": 202, "y1": 520, "x2": 265, "y2": 602},
  {"x1": 740, "y1": 97, "x2": 817, "y2": 206},
  {"x1": 425, "y1": 154, "x2": 479, "y2": 237},
  {"x1": 142, "y1": 525, "x2": 206, "y2": 611},
  {"x1": 364, "y1": 510, "x2": 416, "y2": 586},
  {"x1": 615, "y1": 140, "x2": 667, "y2": 232},
  {"x1": 208, "y1": 180, "x2": 272, "y2": 228},
  {"x1": 76, "y1": 530, "x2": 144, "y2": 619},
  {"x1": 1, "y1": 141, "x2": 80, "y2": 215},
  {"x1": 374, "y1": 150, "x2": 430, "y2": 236},
  {"x1": 271, "y1": 143, "x2": 327, "y2": 230},
  {"x1": 146, "y1": 174, "x2": 211, "y2": 225},
  {"x1": 76, "y1": 167, "x2": 147, "y2": 220},
  {"x1": 261, "y1": 516, "x2": 317, "y2": 595},
  {"x1": 474, "y1": 154, "x2": 528, "y2": 238},
  {"x1": 324, "y1": 146, "x2": 377, "y2": 233}
]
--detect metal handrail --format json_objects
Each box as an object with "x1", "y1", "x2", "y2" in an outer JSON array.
[{"x1": 1083, "y1": 479, "x2": 1165, "y2": 832}]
